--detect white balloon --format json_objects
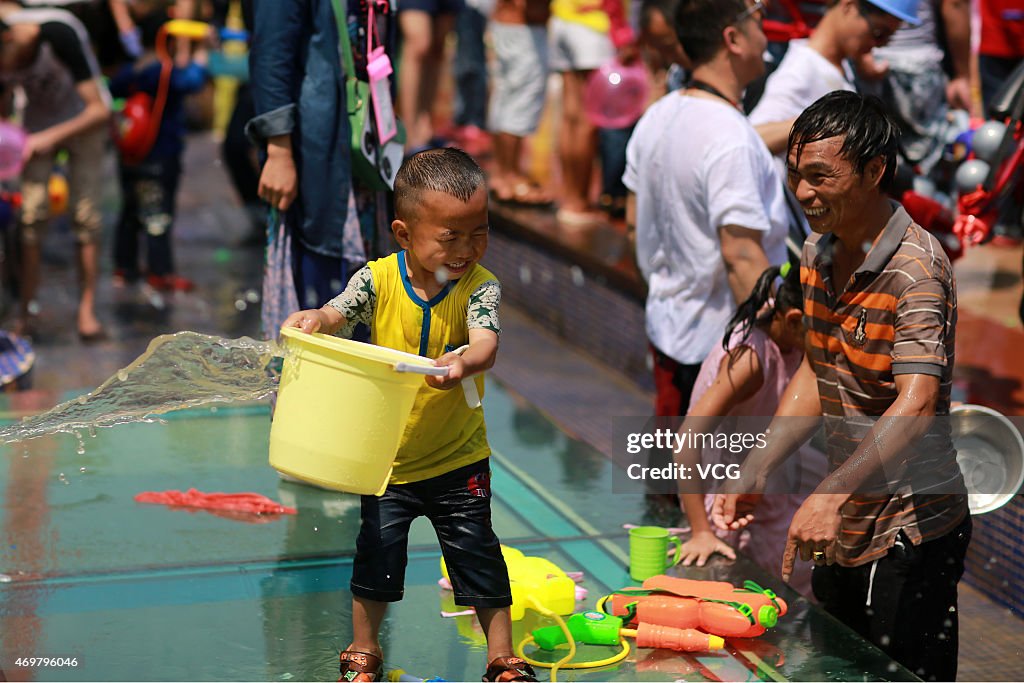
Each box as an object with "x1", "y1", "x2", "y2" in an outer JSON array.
[
  {"x1": 972, "y1": 121, "x2": 1007, "y2": 163},
  {"x1": 955, "y1": 159, "x2": 991, "y2": 194}
]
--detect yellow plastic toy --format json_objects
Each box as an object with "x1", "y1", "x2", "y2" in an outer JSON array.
[
  {"x1": 48, "y1": 173, "x2": 68, "y2": 216},
  {"x1": 163, "y1": 19, "x2": 210, "y2": 40},
  {"x1": 440, "y1": 546, "x2": 576, "y2": 621}
]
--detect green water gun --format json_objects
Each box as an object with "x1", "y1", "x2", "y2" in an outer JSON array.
[{"x1": 531, "y1": 611, "x2": 624, "y2": 649}]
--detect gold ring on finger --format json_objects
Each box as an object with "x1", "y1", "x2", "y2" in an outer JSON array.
[{"x1": 812, "y1": 550, "x2": 825, "y2": 562}]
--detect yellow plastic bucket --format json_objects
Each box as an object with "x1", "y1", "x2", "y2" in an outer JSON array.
[{"x1": 269, "y1": 327, "x2": 443, "y2": 495}]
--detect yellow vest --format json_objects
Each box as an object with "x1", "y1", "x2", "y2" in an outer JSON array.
[{"x1": 367, "y1": 252, "x2": 495, "y2": 484}]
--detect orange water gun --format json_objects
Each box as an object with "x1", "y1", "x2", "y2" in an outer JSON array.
[{"x1": 605, "y1": 577, "x2": 787, "y2": 639}]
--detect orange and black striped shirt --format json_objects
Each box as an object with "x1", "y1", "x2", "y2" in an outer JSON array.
[{"x1": 800, "y1": 203, "x2": 968, "y2": 567}]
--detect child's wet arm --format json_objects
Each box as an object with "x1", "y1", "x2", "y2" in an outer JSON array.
[{"x1": 459, "y1": 328, "x2": 499, "y2": 375}]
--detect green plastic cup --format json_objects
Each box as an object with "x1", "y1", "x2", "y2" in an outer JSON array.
[{"x1": 629, "y1": 525, "x2": 683, "y2": 581}]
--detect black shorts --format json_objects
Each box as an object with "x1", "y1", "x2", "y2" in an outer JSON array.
[{"x1": 350, "y1": 458, "x2": 512, "y2": 607}]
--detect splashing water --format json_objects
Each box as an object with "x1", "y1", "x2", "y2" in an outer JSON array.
[{"x1": 0, "y1": 332, "x2": 283, "y2": 445}]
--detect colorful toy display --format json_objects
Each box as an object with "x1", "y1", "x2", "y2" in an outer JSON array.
[{"x1": 439, "y1": 548, "x2": 786, "y2": 680}]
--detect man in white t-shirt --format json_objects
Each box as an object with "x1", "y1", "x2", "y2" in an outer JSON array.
[{"x1": 623, "y1": 0, "x2": 788, "y2": 434}]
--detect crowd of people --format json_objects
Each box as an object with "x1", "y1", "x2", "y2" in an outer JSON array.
[{"x1": 0, "y1": 0, "x2": 1022, "y2": 681}]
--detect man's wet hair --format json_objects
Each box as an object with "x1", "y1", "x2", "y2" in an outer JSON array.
[
  {"x1": 673, "y1": 0, "x2": 747, "y2": 66},
  {"x1": 394, "y1": 147, "x2": 486, "y2": 222},
  {"x1": 789, "y1": 91, "x2": 900, "y2": 190}
]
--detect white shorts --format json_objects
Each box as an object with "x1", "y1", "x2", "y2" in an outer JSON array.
[
  {"x1": 547, "y1": 16, "x2": 614, "y2": 73},
  {"x1": 488, "y1": 22, "x2": 549, "y2": 136}
]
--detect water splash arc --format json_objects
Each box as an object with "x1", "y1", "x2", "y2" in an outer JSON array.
[{"x1": 0, "y1": 332, "x2": 282, "y2": 445}]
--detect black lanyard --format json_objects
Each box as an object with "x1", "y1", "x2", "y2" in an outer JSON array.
[{"x1": 687, "y1": 80, "x2": 741, "y2": 111}]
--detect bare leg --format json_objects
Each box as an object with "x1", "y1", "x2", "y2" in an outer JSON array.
[
  {"x1": 16, "y1": 241, "x2": 40, "y2": 335},
  {"x1": 399, "y1": 11, "x2": 434, "y2": 149},
  {"x1": 557, "y1": 70, "x2": 598, "y2": 214},
  {"x1": 416, "y1": 13, "x2": 456, "y2": 144},
  {"x1": 492, "y1": 132, "x2": 522, "y2": 195},
  {"x1": 348, "y1": 595, "x2": 387, "y2": 657},
  {"x1": 476, "y1": 606, "x2": 514, "y2": 666},
  {"x1": 76, "y1": 241, "x2": 102, "y2": 338}
]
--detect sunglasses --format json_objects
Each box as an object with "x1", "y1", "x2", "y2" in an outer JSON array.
[{"x1": 733, "y1": 0, "x2": 766, "y2": 26}]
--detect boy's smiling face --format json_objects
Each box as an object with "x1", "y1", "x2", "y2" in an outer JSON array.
[{"x1": 394, "y1": 186, "x2": 489, "y2": 284}]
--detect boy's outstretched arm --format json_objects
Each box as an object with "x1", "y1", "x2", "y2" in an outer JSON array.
[
  {"x1": 427, "y1": 328, "x2": 498, "y2": 390},
  {"x1": 281, "y1": 306, "x2": 348, "y2": 336}
]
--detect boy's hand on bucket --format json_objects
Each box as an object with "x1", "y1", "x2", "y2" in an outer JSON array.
[
  {"x1": 426, "y1": 352, "x2": 463, "y2": 390},
  {"x1": 281, "y1": 308, "x2": 343, "y2": 335}
]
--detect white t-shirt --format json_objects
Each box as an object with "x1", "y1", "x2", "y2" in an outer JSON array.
[
  {"x1": 623, "y1": 93, "x2": 789, "y2": 365},
  {"x1": 750, "y1": 40, "x2": 856, "y2": 126},
  {"x1": 750, "y1": 39, "x2": 856, "y2": 179}
]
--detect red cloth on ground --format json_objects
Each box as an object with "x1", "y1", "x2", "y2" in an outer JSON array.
[{"x1": 135, "y1": 488, "x2": 297, "y2": 515}]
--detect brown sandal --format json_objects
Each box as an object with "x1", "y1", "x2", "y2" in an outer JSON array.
[
  {"x1": 482, "y1": 656, "x2": 537, "y2": 682},
  {"x1": 338, "y1": 650, "x2": 383, "y2": 682}
]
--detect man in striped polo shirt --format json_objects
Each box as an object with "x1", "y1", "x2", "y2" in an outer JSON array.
[{"x1": 714, "y1": 91, "x2": 970, "y2": 681}]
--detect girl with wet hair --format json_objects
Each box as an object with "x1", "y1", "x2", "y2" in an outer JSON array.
[{"x1": 675, "y1": 262, "x2": 826, "y2": 597}]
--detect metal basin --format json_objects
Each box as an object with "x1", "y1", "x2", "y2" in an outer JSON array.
[{"x1": 951, "y1": 404, "x2": 1024, "y2": 515}]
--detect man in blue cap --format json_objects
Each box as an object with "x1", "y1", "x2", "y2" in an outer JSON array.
[
  {"x1": 751, "y1": 0, "x2": 917, "y2": 160},
  {"x1": 858, "y1": 0, "x2": 973, "y2": 181}
]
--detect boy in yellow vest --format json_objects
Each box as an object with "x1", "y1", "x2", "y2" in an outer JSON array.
[{"x1": 281, "y1": 149, "x2": 535, "y2": 683}]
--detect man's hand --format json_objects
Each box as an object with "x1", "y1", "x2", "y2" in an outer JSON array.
[
  {"x1": 426, "y1": 352, "x2": 463, "y2": 390},
  {"x1": 946, "y1": 76, "x2": 972, "y2": 113},
  {"x1": 259, "y1": 140, "x2": 298, "y2": 211},
  {"x1": 711, "y1": 492, "x2": 762, "y2": 531},
  {"x1": 678, "y1": 529, "x2": 737, "y2": 567},
  {"x1": 780, "y1": 494, "x2": 844, "y2": 582},
  {"x1": 855, "y1": 52, "x2": 890, "y2": 81}
]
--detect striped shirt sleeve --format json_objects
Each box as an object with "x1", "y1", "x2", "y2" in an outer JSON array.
[{"x1": 891, "y1": 277, "x2": 949, "y2": 376}]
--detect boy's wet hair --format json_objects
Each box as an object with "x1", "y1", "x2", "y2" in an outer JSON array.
[
  {"x1": 722, "y1": 262, "x2": 802, "y2": 351},
  {"x1": 673, "y1": 0, "x2": 747, "y2": 66},
  {"x1": 394, "y1": 148, "x2": 486, "y2": 222},
  {"x1": 789, "y1": 91, "x2": 900, "y2": 191}
]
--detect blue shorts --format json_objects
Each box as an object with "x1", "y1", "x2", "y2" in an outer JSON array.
[
  {"x1": 350, "y1": 458, "x2": 512, "y2": 607},
  {"x1": 398, "y1": 0, "x2": 464, "y2": 16}
]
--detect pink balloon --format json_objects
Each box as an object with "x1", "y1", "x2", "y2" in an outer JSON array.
[
  {"x1": 583, "y1": 59, "x2": 650, "y2": 129},
  {"x1": 0, "y1": 122, "x2": 27, "y2": 181}
]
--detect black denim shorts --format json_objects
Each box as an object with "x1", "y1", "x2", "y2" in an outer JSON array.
[{"x1": 350, "y1": 458, "x2": 512, "y2": 607}]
